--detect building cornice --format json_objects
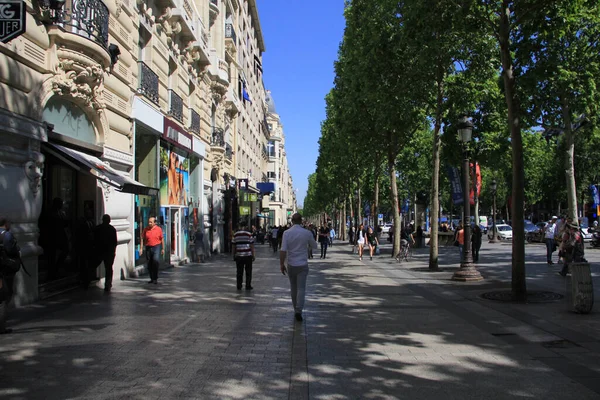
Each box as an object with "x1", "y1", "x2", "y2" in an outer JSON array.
[{"x1": 248, "y1": 0, "x2": 266, "y2": 52}]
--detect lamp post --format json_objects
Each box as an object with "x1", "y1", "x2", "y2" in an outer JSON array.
[
  {"x1": 489, "y1": 179, "x2": 498, "y2": 243},
  {"x1": 452, "y1": 115, "x2": 483, "y2": 281}
]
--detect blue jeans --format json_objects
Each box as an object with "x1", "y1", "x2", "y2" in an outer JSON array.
[
  {"x1": 545, "y1": 239, "x2": 555, "y2": 263},
  {"x1": 146, "y1": 245, "x2": 161, "y2": 281},
  {"x1": 288, "y1": 265, "x2": 309, "y2": 314},
  {"x1": 458, "y1": 244, "x2": 464, "y2": 261}
]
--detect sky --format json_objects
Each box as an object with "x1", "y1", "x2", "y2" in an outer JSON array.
[{"x1": 256, "y1": 0, "x2": 347, "y2": 207}]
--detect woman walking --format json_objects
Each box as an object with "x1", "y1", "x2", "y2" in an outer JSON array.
[
  {"x1": 356, "y1": 223, "x2": 366, "y2": 261},
  {"x1": 455, "y1": 223, "x2": 465, "y2": 261},
  {"x1": 366, "y1": 226, "x2": 379, "y2": 260}
]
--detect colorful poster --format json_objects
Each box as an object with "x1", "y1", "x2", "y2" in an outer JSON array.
[
  {"x1": 160, "y1": 146, "x2": 190, "y2": 206},
  {"x1": 239, "y1": 206, "x2": 250, "y2": 215},
  {"x1": 469, "y1": 162, "x2": 481, "y2": 205}
]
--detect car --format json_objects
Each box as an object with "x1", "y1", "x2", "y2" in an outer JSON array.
[
  {"x1": 579, "y1": 220, "x2": 592, "y2": 242},
  {"x1": 488, "y1": 224, "x2": 513, "y2": 241},
  {"x1": 526, "y1": 221, "x2": 548, "y2": 243},
  {"x1": 524, "y1": 220, "x2": 537, "y2": 236},
  {"x1": 380, "y1": 223, "x2": 393, "y2": 234}
]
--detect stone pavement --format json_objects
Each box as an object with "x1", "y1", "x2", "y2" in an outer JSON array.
[{"x1": 1, "y1": 240, "x2": 600, "y2": 399}]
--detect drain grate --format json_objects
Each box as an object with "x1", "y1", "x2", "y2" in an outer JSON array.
[{"x1": 480, "y1": 290, "x2": 564, "y2": 303}]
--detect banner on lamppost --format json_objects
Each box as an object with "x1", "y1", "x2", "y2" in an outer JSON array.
[
  {"x1": 0, "y1": 0, "x2": 26, "y2": 43},
  {"x1": 590, "y1": 185, "x2": 599, "y2": 206},
  {"x1": 446, "y1": 166, "x2": 463, "y2": 205}
]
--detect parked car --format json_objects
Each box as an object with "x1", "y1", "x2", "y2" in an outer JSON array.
[
  {"x1": 380, "y1": 223, "x2": 393, "y2": 234},
  {"x1": 524, "y1": 220, "x2": 538, "y2": 236},
  {"x1": 526, "y1": 221, "x2": 548, "y2": 243},
  {"x1": 488, "y1": 224, "x2": 513, "y2": 241},
  {"x1": 580, "y1": 220, "x2": 592, "y2": 242}
]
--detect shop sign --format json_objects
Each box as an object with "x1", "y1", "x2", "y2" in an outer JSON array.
[
  {"x1": 247, "y1": 193, "x2": 258, "y2": 202},
  {"x1": 239, "y1": 178, "x2": 249, "y2": 190},
  {"x1": 163, "y1": 118, "x2": 192, "y2": 152},
  {"x1": 192, "y1": 136, "x2": 205, "y2": 158},
  {"x1": 0, "y1": 0, "x2": 25, "y2": 43},
  {"x1": 239, "y1": 206, "x2": 250, "y2": 216}
]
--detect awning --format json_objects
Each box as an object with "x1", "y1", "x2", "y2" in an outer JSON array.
[{"x1": 44, "y1": 143, "x2": 159, "y2": 196}]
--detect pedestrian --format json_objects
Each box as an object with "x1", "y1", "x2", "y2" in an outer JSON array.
[
  {"x1": 366, "y1": 226, "x2": 379, "y2": 260},
  {"x1": 554, "y1": 215, "x2": 567, "y2": 263},
  {"x1": 277, "y1": 225, "x2": 286, "y2": 251},
  {"x1": 93, "y1": 214, "x2": 118, "y2": 292},
  {"x1": 348, "y1": 226, "x2": 355, "y2": 249},
  {"x1": 194, "y1": 226, "x2": 205, "y2": 263},
  {"x1": 415, "y1": 226, "x2": 424, "y2": 248},
  {"x1": 280, "y1": 213, "x2": 318, "y2": 322},
  {"x1": 545, "y1": 216, "x2": 557, "y2": 264},
  {"x1": 329, "y1": 225, "x2": 335, "y2": 246},
  {"x1": 356, "y1": 223, "x2": 366, "y2": 261},
  {"x1": 559, "y1": 221, "x2": 586, "y2": 277},
  {"x1": 455, "y1": 223, "x2": 465, "y2": 261},
  {"x1": 318, "y1": 224, "x2": 330, "y2": 259},
  {"x1": 77, "y1": 205, "x2": 96, "y2": 289},
  {"x1": 140, "y1": 217, "x2": 164, "y2": 284},
  {"x1": 45, "y1": 197, "x2": 70, "y2": 280},
  {"x1": 0, "y1": 217, "x2": 21, "y2": 334},
  {"x1": 232, "y1": 223, "x2": 255, "y2": 290},
  {"x1": 271, "y1": 226, "x2": 279, "y2": 253},
  {"x1": 471, "y1": 224, "x2": 482, "y2": 263}
]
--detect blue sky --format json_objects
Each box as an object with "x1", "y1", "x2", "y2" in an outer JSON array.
[{"x1": 257, "y1": 0, "x2": 346, "y2": 207}]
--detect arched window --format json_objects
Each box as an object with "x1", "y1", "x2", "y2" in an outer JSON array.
[{"x1": 42, "y1": 97, "x2": 96, "y2": 144}]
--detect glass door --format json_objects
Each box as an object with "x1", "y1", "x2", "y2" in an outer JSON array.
[{"x1": 170, "y1": 208, "x2": 180, "y2": 258}]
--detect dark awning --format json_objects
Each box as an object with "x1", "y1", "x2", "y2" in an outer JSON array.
[{"x1": 44, "y1": 143, "x2": 159, "y2": 196}]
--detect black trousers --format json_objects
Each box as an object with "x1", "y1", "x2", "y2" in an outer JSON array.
[
  {"x1": 320, "y1": 241, "x2": 328, "y2": 258},
  {"x1": 236, "y1": 256, "x2": 253, "y2": 289},
  {"x1": 472, "y1": 243, "x2": 481, "y2": 262},
  {"x1": 102, "y1": 253, "x2": 116, "y2": 289}
]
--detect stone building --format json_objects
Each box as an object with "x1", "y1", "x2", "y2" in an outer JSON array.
[{"x1": 0, "y1": 0, "x2": 295, "y2": 305}]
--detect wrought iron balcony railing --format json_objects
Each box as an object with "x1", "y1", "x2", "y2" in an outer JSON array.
[
  {"x1": 169, "y1": 90, "x2": 183, "y2": 123},
  {"x1": 211, "y1": 127, "x2": 225, "y2": 147},
  {"x1": 225, "y1": 23, "x2": 236, "y2": 44},
  {"x1": 225, "y1": 143, "x2": 233, "y2": 160},
  {"x1": 45, "y1": 0, "x2": 110, "y2": 48},
  {"x1": 138, "y1": 61, "x2": 159, "y2": 105},
  {"x1": 190, "y1": 110, "x2": 200, "y2": 134}
]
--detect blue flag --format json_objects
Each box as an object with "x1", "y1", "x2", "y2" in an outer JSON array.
[{"x1": 446, "y1": 166, "x2": 463, "y2": 205}]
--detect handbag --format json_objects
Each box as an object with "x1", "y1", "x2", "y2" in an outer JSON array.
[
  {"x1": 375, "y1": 246, "x2": 380, "y2": 255},
  {"x1": 453, "y1": 240, "x2": 459, "y2": 247}
]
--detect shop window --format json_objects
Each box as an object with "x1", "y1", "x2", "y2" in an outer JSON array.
[{"x1": 43, "y1": 97, "x2": 96, "y2": 144}]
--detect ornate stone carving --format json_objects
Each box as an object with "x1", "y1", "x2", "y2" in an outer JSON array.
[
  {"x1": 211, "y1": 82, "x2": 227, "y2": 104},
  {"x1": 100, "y1": 182, "x2": 112, "y2": 202},
  {"x1": 115, "y1": 0, "x2": 123, "y2": 18},
  {"x1": 24, "y1": 159, "x2": 44, "y2": 197},
  {"x1": 52, "y1": 59, "x2": 105, "y2": 111}
]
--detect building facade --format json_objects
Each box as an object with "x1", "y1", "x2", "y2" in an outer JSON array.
[{"x1": 0, "y1": 0, "x2": 296, "y2": 305}]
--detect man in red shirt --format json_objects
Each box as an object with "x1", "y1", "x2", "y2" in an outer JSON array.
[{"x1": 140, "y1": 217, "x2": 164, "y2": 284}]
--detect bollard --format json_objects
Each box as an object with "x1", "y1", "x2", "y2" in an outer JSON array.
[{"x1": 565, "y1": 262, "x2": 594, "y2": 314}]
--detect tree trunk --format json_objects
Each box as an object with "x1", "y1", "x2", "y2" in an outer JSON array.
[
  {"x1": 499, "y1": 1, "x2": 526, "y2": 301},
  {"x1": 373, "y1": 168, "x2": 380, "y2": 235},
  {"x1": 389, "y1": 154, "x2": 401, "y2": 258},
  {"x1": 561, "y1": 97, "x2": 578, "y2": 222},
  {"x1": 341, "y1": 199, "x2": 346, "y2": 241},
  {"x1": 429, "y1": 75, "x2": 444, "y2": 270}
]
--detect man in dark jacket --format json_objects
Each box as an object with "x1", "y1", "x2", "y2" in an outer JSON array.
[
  {"x1": 472, "y1": 225, "x2": 483, "y2": 263},
  {"x1": 94, "y1": 214, "x2": 118, "y2": 292},
  {"x1": 0, "y1": 217, "x2": 20, "y2": 334}
]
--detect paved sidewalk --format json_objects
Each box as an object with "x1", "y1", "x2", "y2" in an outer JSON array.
[{"x1": 0, "y1": 241, "x2": 599, "y2": 399}]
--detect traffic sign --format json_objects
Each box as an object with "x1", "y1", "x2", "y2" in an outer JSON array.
[
  {"x1": 378, "y1": 214, "x2": 383, "y2": 219},
  {"x1": 0, "y1": 1, "x2": 26, "y2": 44}
]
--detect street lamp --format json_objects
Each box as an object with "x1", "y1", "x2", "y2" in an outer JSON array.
[
  {"x1": 452, "y1": 115, "x2": 483, "y2": 281},
  {"x1": 489, "y1": 179, "x2": 498, "y2": 243}
]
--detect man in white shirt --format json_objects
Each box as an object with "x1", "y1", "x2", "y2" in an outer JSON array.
[
  {"x1": 280, "y1": 213, "x2": 318, "y2": 322},
  {"x1": 545, "y1": 216, "x2": 557, "y2": 264}
]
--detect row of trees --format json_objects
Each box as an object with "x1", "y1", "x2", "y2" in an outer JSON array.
[{"x1": 304, "y1": 0, "x2": 600, "y2": 301}]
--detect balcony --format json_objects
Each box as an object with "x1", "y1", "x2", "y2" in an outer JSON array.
[
  {"x1": 208, "y1": 51, "x2": 229, "y2": 86},
  {"x1": 211, "y1": 127, "x2": 225, "y2": 149},
  {"x1": 225, "y1": 86, "x2": 241, "y2": 115},
  {"x1": 138, "y1": 61, "x2": 159, "y2": 105},
  {"x1": 209, "y1": 0, "x2": 219, "y2": 22},
  {"x1": 190, "y1": 110, "x2": 200, "y2": 134},
  {"x1": 189, "y1": 18, "x2": 210, "y2": 64},
  {"x1": 225, "y1": 22, "x2": 237, "y2": 54},
  {"x1": 169, "y1": 90, "x2": 184, "y2": 123},
  {"x1": 45, "y1": 0, "x2": 109, "y2": 49}
]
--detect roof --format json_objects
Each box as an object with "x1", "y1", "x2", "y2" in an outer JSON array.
[{"x1": 266, "y1": 90, "x2": 276, "y2": 114}]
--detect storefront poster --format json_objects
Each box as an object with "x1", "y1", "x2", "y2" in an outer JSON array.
[
  {"x1": 160, "y1": 146, "x2": 190, "y2": 206},
  {"x1": 239, "y1": 206, "x2": 250, "y2": 215}
]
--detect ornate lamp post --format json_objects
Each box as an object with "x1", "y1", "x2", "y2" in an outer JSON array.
[
  {"x1": 489, "y1": 179, "x2": 498, "y2": 243},
  {"x1": 452, "y1": 115, "x2": 483, "y2": 281}
]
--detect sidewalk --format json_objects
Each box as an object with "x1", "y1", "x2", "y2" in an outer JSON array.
[{"x1": 0, "y1": 241, "x2": 599, "y2": 399}]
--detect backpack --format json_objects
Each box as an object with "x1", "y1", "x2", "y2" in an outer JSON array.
[{"x1": 0, "y1": 231, "x2": 20, "y2": 276}]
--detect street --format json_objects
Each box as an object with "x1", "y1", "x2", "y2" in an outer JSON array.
[{"x1": 1, "y1": 240, "x2": 600, "y2": 399}]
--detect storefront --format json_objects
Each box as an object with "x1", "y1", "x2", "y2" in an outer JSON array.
[{"x1": 40, "y1": 97, "x2": 156, "y2": 294}]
